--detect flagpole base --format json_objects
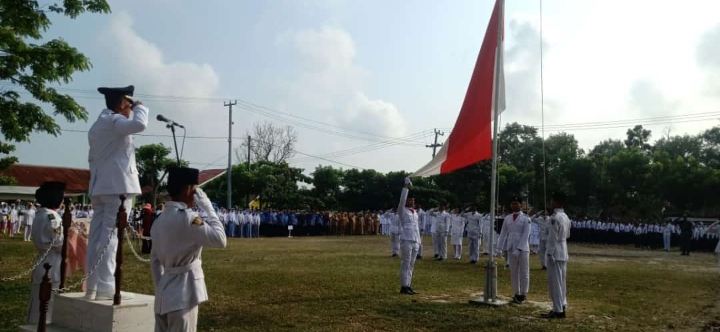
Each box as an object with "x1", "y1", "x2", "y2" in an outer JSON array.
[{"x1": 468, "y1": 260, "x2": 508, "y2": 307}]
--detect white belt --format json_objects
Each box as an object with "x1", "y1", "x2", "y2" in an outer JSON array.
[{"x1": 164, "y1": 260, "x2": 201, "y2": 275}]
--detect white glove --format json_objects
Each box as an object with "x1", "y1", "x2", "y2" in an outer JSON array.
[
  {"x1": 193, "y1": 188, "x2": 213, "y2": 213},
  {"x1": 404, "y1": 177, "x2": 413, "y2": 187}
]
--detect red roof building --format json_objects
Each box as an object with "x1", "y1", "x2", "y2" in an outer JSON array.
[
  {"x1": 1, "y1": 164, "x2": 90, "y2": 193},
  {"x1": 199, "y1": 169, "x2": 227, "y2": 187}
]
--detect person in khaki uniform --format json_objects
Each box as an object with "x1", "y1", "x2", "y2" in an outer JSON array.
[{"x1": 151, "y1": 167, "x2": 227, "y2": 331}]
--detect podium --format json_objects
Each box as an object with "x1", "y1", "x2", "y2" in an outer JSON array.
[{"x1": 19, "y1": 292, "x2": 155, "y2": 332}]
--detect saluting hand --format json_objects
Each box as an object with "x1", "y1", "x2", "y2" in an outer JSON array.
[
  {"x1": 404, "y1": 177, "x2": 413, "y2": 188},
  {"x1": 132, "y1": 100, "x2": 143, "y2": 108}
]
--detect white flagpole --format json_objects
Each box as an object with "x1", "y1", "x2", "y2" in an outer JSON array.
[{"x1": 484, "y1": 0, "x2": 504, "y2": 304}]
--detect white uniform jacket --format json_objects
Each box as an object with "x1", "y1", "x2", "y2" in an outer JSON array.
[
  {"x1": 396, "y1": 188, "x2": 420, "y2": 243},
  {"x1": 497, "y1": 212, "x2": 532, "y2": 253},
  {"x1": 150, "y1": 201, "x2": 227, "y2": 315},
  {"x1": 463, "y1": 212, "x2": 483, "y2": 238},
  {"x1": 87, "y1": 105, "x2": 149, "y2": 196},
  {"x1": 546, "y1": 209, "x2": 571, "y2": 261},
  {"x1": 431, "y1": 211, "x2": 451, "y2": 233}
]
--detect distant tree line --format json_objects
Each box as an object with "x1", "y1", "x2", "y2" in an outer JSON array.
[{"x1": 200, "y1": 122, "x2": 720, "y2": 220}]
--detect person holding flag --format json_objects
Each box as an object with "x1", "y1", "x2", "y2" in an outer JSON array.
[{"x1": 397, "y1": 177, "x2": 421, "y2": 295}]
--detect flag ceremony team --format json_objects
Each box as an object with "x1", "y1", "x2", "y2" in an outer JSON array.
[{"x1": 18, "y1": 85, "x2": 720, "y2": 331}]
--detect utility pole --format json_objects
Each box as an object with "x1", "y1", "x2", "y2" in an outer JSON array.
[
  {"x1": 246, "y1": 135, "x2": 251, "y2": 208},
  {"x1": 425, "y1": 128, "x2": 445, "y2": 158},
  {"x1": 224, "y1": 100, "x2": 237, "y2": 210}
]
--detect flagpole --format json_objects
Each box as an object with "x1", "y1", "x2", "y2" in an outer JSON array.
[{"x1": 484, "y1": 0, "x2": 504, "y2": 304}]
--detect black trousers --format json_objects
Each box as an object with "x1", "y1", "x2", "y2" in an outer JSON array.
[
  {"x1": 680, "y1": 235, "x2": 691, "y2": 254},
  {"x1": 141, "y1": 239, "x2": 152, "y2": 254}
]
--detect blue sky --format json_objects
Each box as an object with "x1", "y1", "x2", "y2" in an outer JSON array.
[{"x1": 11, "y1": 0, "x2": 720, "y2": 173}]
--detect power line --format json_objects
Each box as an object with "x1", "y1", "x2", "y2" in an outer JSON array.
[{"x1": 13, "y1": 86, "x2": 425, "y2": 144}]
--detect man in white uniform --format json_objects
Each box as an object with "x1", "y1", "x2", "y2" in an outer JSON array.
[
  {"x1": 430, "y1": 204, "x2": 451, "y2": 261},
  {"x1": 542, "y1": 191, "x2": 571, "y2": 319},
  {"x1": 462, "y1": 205, "x2": 482, "y2": 264},
  {"x1": 151, "y1": 167, "x2": 227, "y2": 331},
  {"x1": 388, "y1": 210, "x2": 400, "y2": 257},
  {"x1": 398, "y1": 177, "x2": 421, "y2": 295},
  {"x1": 86, "y1": 85, "x2": 148, "y2": 300},
  {"x1": 532, "y1": 210, "x2": 550, "y2": 270},
  {"x1": 26, "y1": 182, "x2": 65, "y2": 325},
  {"x1": 497, "y1": 196, "x2": 532, "y2": 304}
]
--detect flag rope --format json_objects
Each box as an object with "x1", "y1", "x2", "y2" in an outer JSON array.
[{"x1": 539, "y1": 0, "x2": 548, "y2": 213}]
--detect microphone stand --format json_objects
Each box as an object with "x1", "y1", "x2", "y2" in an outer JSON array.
[{"x1": 166, "y1": 124, "x2": 181, "y2": 166}]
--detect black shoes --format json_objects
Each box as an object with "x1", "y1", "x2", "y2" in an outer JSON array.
[
  {"x1": 541, "y1": 266, "x2": 547, "y2": 270},
  {"x1": 541, "y1": 310, "x2": 566, "y2": 319},
  {"x1": 436, "y1": 257, "x2": 445, "y2": 261},
  {"x1": 469, "y1": 260, "x2": 477, "y2": 264},
  {"x1": 434, "y1": 254, "x2": 439, "y2": 259},
  {"x1": 416, "y1": 255, "x2": 423, "y2": 259},
  {"x1": 392, "y1": 253, "x2": 398, "y2": 257},
  {"x1": 400, "y1": 287, "x2": 417, "y2": 295},
  {"x1": 511, "y1": 294, "x2": 526, "y2": 304}
]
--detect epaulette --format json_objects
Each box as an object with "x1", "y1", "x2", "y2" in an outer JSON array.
[
  {"x1": 54, "y1": 226, "x2": 62, "y2": 234},
  {"x1": 179, "y1": 209, "x2": 186, "y2": 212},
  {"x1": 48, "y1": 214, "x2": 56, "y2": 221}
]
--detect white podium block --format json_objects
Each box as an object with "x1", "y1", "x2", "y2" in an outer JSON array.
[{"x1": 44, "y1": 292, "x2": 155, "y2": 332}]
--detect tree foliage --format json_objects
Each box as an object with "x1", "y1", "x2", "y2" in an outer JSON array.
[
  {"x1": 0, "y1": 0, "x2": 111, "y2": 178},
  {"x1": 235, "y1": 121, "x2": 298, "y2": 164},
  {"x1": 136, "y1": 143, "x2": 188, "y2": 206},
  {"x1": 203, "y1": 122, "x2": 720, "y2": 219}
]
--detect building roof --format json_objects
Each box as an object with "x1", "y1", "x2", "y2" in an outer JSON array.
[
  {"x1": 199, "y1": 169, "x2": 227, "y2": 187},
  {"x1": 1, "y1": 164, "x2": 90, "y2": 193}
]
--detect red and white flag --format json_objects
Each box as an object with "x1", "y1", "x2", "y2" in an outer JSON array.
[{"x1": 412, "y1": 0, "x2": 505, "y2": 177}]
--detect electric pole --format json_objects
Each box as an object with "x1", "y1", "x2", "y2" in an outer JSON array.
[
  {"x1": 246, "y1": 135, "x2": 251, "y2": 208},
  {"x1": 225, "y1": 100, "x2": 237, "y2": 210},
  {"x1": 425, "y1": 128, "x2": 445, "y2": 158}
]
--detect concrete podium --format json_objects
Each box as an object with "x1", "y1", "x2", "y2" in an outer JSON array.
[{"x1": 19, "y1": 292, "x2": 155, "y2": 332}]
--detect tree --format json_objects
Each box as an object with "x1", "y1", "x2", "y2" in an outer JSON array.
[
  {"x1": 624, "y1": 125, "x2": 652, "y2": 150},
  {"x1": 135, "y1": 143, "x2": 186, "y2": 206},
  {"x1": 0, "y1": 0, "x2": 111, "y2": 184},
  {"x1": 310, "y1": 165, "x2": 343, "y2": 210},
  {"x1": 235, "y1": 121, "x2": 298, "y2": 164}
]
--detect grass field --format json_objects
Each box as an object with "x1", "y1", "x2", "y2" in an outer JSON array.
[{"x1": 1, "y1": 235, "x2": 719, "y2": 332}]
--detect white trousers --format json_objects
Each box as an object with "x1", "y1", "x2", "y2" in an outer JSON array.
[
  {"x1": 399, "y1": 240, "x2": 419, "y2": 287},
  {"x1": 546, "y1": 256, "x2": 567, "y2": 312},
  {"x1": 155, "y1": 306, "x2": 198, "y2": 332},
  {"x1": 87, "y1": 195, "x2": 133, "y2": 294},
  {"x1": 538, "y1": 241, "x2": 547, "y2": 268},
  {"x1": 482, "y1": 232, "x2": 494, "y2": 254},
  {"x1": 432, "y1": 232, "x2": 439, "y2": 256},
  {"x1": 468, "y1": 237, "x2": 480, "y2": 261},
  {"x1": 663, "y1": 233, "x2": 671, "y2": 250},
  {"x1": 453, "y1": 245, "x2": 463, "y2": 258},
  {"x1": 436, "y1": 232, "x2": 448, "y2": 259},
  {"x1": 390, "y1": 233, "x2": 400, "y2": 255},
  {"x1": 24, "y1": 224, "x2": 33, "y2": 242},
  {"x1": 417, "y1": 236, "x2": 423, "y2": 257},
  {"x1": 508, "y1": 251, "x2": 530, "y2": 296}
]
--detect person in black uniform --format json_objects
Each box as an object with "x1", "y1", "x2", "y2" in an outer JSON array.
[{"x1": 673, "y1": 212, "x2": 694, "y2": 256}]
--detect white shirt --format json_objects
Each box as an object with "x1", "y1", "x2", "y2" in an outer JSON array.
[
  {"x1": 396, "y1": 188, "x2": 420, "y2": 243},
  {"x1": 497, "y1": 212, "x2": 532, "y2": 252},
  {"x1": 150, "y1": 201, "x2": 226, "y2": 315},
  {"x1": 87, "y1": 105, "x2": 149, "y2": 196},
  {"x1": 546, "y1": 208, "x2": 571, "y2": 261}
]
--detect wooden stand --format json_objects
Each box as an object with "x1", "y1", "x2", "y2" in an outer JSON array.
[
  {"x1": 113, "y1": 195, "x2": 127, "y2": 306},
  {"x1": 59, "y1": 197, "x2": 72, "y2": 291},
  {"x1": 38, "y1": 263, "x2": 52, "y2": 332}
]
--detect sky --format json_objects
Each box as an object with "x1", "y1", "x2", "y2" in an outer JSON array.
[{"x1": 10, "y1": 0, "x2": 720, "y2": 175}]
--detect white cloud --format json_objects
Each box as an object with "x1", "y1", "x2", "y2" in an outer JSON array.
[
  {"x1": 277, "y1": 25, "x2": 407, "y2": 138},
  {"x1": 96, "y1": 11, "x2": 226, "y2": 167},
  {"x1": 697, "y1": 23, "x2": 720, "y2": 98},
  {"x1": 343, "y1": 92, "x2": 406, "y2": 137}
]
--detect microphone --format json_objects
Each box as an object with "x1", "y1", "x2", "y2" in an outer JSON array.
[{"x1": 156, "y1": 114, "x2": 185, "y2": 128}]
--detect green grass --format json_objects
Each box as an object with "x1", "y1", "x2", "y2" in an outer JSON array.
[{"x1": 1, "y1": 235, "x2": 719, "y2": 331}]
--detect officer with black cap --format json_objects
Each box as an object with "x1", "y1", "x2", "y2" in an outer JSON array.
[
  {"x1": 85, "y1": 85, "x2": 149, "y2": 301},
  {"x1": 26, "y1": 181, "x2": 66, "y2": 325},
  {"x1": 496, "y1": 194, "x2": 532, "y2": 304},
  {"x1": 150, "y1": 166, "x2": 226, "y2": 332}
]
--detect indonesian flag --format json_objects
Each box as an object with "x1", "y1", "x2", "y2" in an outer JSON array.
[{"x1": 412, "y1": 0, "x2": 505, "y2": 177}]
